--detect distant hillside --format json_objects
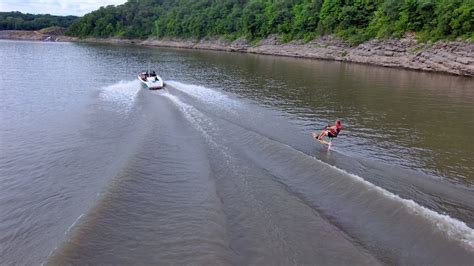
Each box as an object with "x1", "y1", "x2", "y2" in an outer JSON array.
[
  {"x1": 67, "y1": 0, "x2": 473, "y2": 44},
  {"x1": 0, "y1": 11, "x2": 78, "y2": 31}
]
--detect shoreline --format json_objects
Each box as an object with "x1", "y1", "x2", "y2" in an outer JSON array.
[
  {"x1": 2, "y1": 30, "x2": 473, "y2": 77},
  {"x1": 0, "y1": 29, "x2": 77, "y2": 42}
]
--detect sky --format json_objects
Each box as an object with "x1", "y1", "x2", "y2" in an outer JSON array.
[{"x1": 0, "y1": 0, "x2": 128, "y2": 16}]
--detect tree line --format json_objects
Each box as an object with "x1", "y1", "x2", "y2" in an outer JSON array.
[
  {"x1": 10, "y1": 0, "x2": 474, "y2": 44},
  {"x1": 0, "y1": 11, "x2": 78, "y2": 31}
]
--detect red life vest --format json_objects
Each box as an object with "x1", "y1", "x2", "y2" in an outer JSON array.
[{"x1": 330, "y1": 124, "x2": 342, "y2": 136}]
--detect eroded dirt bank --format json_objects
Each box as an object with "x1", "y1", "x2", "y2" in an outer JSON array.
[
  {"x1": 141, "y1": 36, "x2": 474, "y2": 77},
  {"x1": 0, "y1": 28, "x2": 77, "y2": 42}
]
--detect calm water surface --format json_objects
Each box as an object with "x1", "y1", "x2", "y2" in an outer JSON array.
[{"x1": 1, "y1": 40, "x2": 473, "y2": 265}]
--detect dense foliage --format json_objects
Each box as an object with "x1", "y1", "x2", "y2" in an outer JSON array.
[
  {"x1": 65, "y1": 1, "x2": 165, "y2": 38},
  {"x1": 66, "y1": 0, "x2": 473, "y2": 43},
  {"x1": 0, "y1": 12, "x2": 77, "y2": 31}
]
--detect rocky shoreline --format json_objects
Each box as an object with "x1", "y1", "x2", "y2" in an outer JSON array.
[
  {"x1": 2, "y1": 30, "x2": 473, "y2": 76},
  {"x1": 0, "y1": 28, "x2": 77, "y2": 42},
  {"x1": 140, "y1": 35, "x2": 474, "y2": 76}
]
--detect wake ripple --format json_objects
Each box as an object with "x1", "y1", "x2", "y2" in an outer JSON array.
[
  {"x1": 163, "y1": 81, "x2": 474, "y2": 252},
  {"x1": 99, "y1": 80, "x2": 141, "y2": 114}
]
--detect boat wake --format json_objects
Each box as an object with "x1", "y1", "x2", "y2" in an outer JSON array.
[
  {"x1": 98, "y1": 80, "x2": 141, "y2": 114},
  {"x1": 162, "y1": 81, "x2": 474, "y2": 255},
  {"x1": 48, "y1": 80, "x2": 474, "y2": 265}
]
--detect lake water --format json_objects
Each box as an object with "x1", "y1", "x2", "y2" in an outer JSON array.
[{"x1": 1, "y1": 40, "x2": 473, "y2": 265}]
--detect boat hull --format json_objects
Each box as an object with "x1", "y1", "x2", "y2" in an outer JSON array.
[{"x1": 138, "y1": 74, "x2": 164, "y2": 90}]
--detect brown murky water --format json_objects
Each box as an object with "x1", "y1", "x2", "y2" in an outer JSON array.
[{"x1": 1, "y1": 40, "x2": 473, "y2": 265}]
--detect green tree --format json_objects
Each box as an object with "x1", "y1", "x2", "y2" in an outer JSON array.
[{"x1": 64, "y1": 0, "x2": 473, "y2": 44}]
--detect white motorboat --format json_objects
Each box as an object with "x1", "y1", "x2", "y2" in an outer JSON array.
[{"x1": 138, "y1": 71, "x2": 164, "y2": 90}]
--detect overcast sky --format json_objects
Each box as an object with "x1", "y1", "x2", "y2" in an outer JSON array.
[{"x1": 0, "y1": 0, "x2": 128, "y2": 16}]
